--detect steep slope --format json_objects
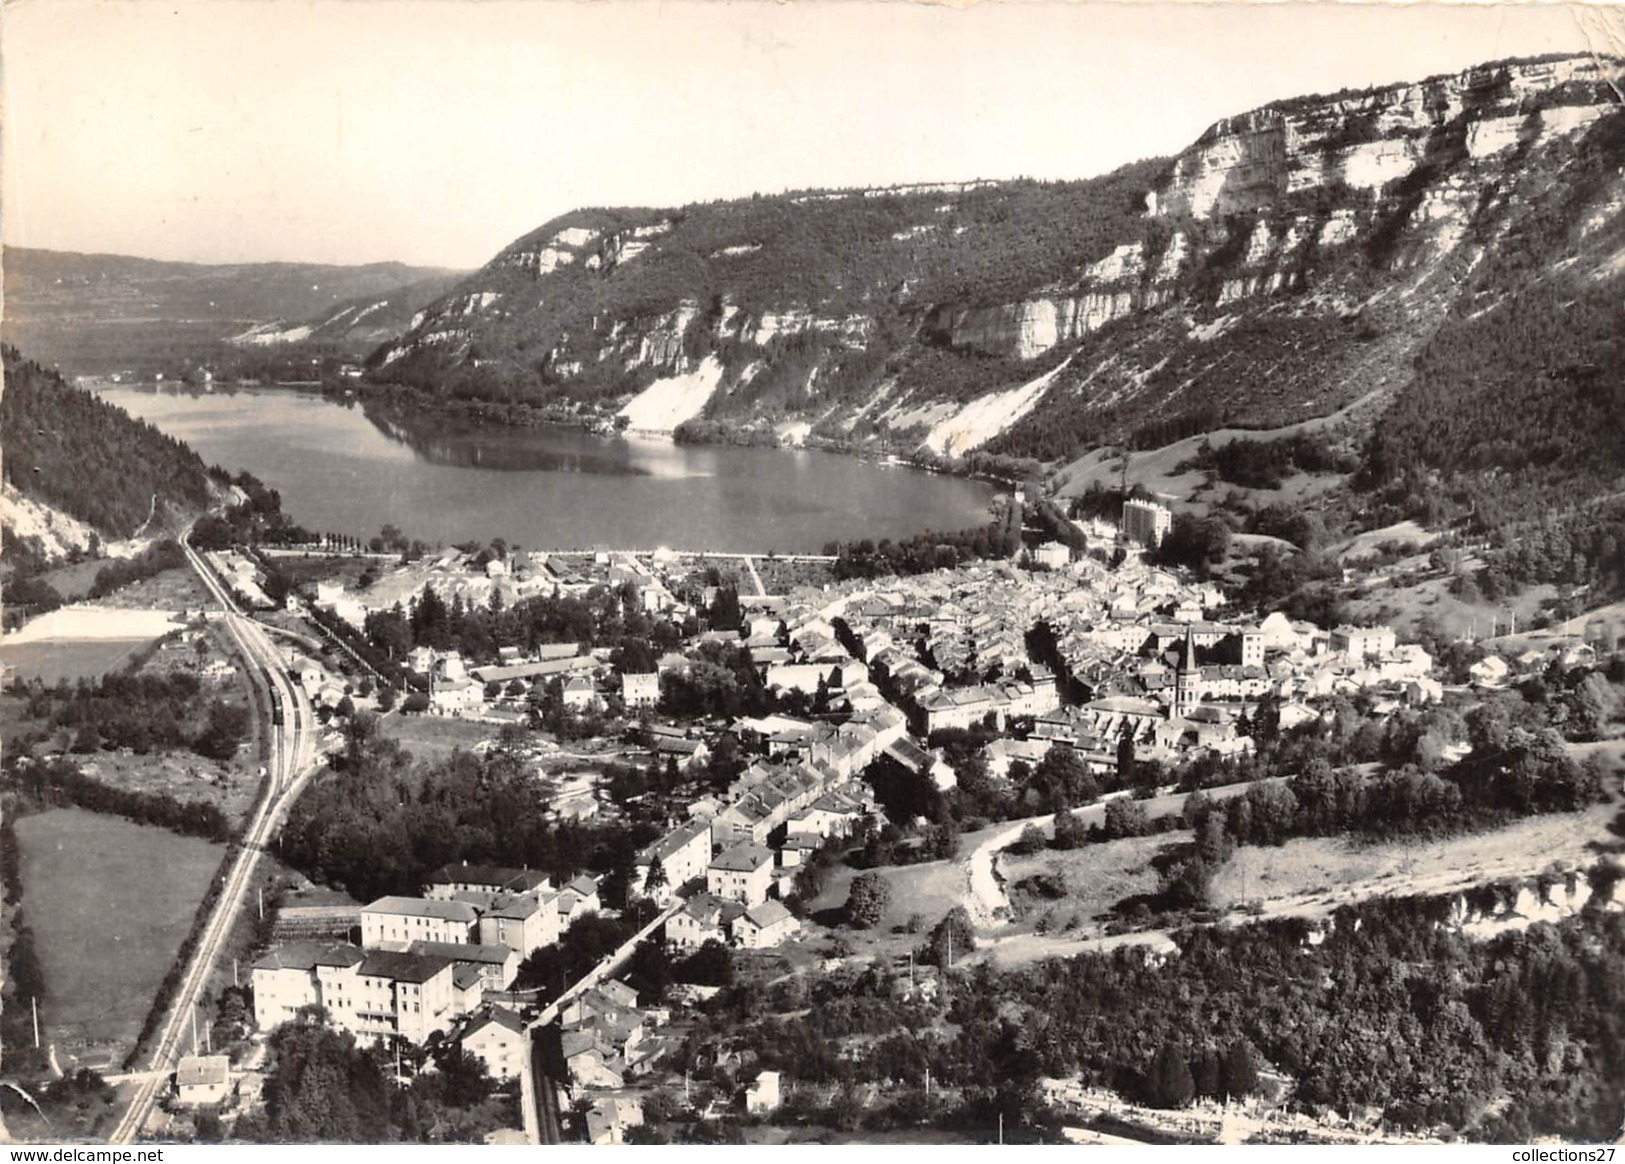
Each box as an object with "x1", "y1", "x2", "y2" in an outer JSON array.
[
  {"x1": 369, "y1": 53, "x2": 1625, "y2": 469},
  {"x1": 2, "y1": 249, "x2": 464, "y2": 374},
  {"x1": 228, "y1": 273, "x2": 465, "y2": 351},
  {"x1": 1, "y1": 345, "x2": 214, "y2": 556}
]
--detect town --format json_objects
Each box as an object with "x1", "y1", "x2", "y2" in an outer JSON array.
[{"x1": 121, "y1": 487, "x2": 1612, "y2": 1145}]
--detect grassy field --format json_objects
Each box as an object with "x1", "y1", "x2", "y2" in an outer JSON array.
[
  {"x1": 15, "y1": 807, "x2": 226, "y2": 1069},
  {"x1": 1208, "y1": 753, "x2": 1624, "y2": 921},
  {"x1": 379, "y1": 712, "x2": 497, "y2": 763},
  {"x1": 95, "y1": 565, "x2": 210, "y2": 611},
  {"x1": 0, "y1": 637, "x2": 156, "y2": 685},
  {"x1": 1000, "y1": 832, "x2": 1177, "y2": 933}
]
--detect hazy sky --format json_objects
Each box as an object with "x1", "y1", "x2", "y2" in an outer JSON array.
[{"x1": 2, "y1": 1, "x2": 1615, "y2": 269}]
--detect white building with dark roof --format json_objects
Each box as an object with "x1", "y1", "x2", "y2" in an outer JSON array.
[
  {"x1": 707, "y1": 843, "x2": 775, "y2": 907},
  {"x1": 361, "y1": 897, "x2": 479, "y2": 948}
]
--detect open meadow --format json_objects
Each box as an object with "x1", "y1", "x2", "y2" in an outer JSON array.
[
  {"x1": 0, "y1": 637, "x2": 154, "y2": 686},
  {"x1": 15, "y1": 807, "x2": 225, "y2": 1069},
  {"x1": 379, "y1": 711, "x2": 498, "y2": 764}
]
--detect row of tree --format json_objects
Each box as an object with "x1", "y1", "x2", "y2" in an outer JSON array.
[{"x1": 5, "y1": 757, "x2": 233, "y2": 844}]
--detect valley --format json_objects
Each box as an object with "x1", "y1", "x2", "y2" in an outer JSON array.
[{"x1": 3, "y1": 37, "x2": 1625, "y2": 1151}]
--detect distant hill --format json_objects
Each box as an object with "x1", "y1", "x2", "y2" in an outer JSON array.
[
  {"x1": 1, "y1": 345, "x2": 214, "y2": 552},
  {"x1": 1, "y1": 248, "x2": 464, "y2": 375},
  {"x1": 368, "y1": 53, "x2": 1625, "y2": 527},
  {"x1": 227, "y1": 273, "x2": 464, "y2": 352}
]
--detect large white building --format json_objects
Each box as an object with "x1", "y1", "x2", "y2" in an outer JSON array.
[
  {"x1": 707, "y1": 844, "x2": 775, "y2": 908},
  {"x1": 361, "y1": 897, "x2": 479, "y2": 948},
  {"x1": 250, "y1": 942, "x2": 463, "y2": 1046},
  {"x1": 633, "y1": 820, "x2": 713, "y2": 903},
  {"x1": 1331, "y1": 624, "x2": 1397, "y2": 662},
  {"x1": 1122, "y1": 498, "x2": 1173, "y2": 548}
]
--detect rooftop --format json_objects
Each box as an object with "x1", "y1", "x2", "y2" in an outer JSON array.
[
  {"x1": 364, "y1": 896, "x2": 479, "y2": 923},
  {"x1": 358, "y1": 950, "x2": 455, "y2": 984},
  {"x1": 176, "y1": 1054, "x2": 230, "y2": 1088},
  {"x1": 710, "y1": 843, "x2": 774, "y2": 873},
  {"x1": 252, "y1": 942, "x2": 365, "y2": 973},
  {"x1": 406, "y1": 940, "x2": 517, "y2": 966}
]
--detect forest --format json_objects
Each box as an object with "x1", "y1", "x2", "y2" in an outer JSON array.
[
  {"x1": 0, "y1": 344, "x2": 213, "y2": 540},
  {"x1": 9, "y1": 670, "x2": 250, "y2": 762},
  {"x1": 228, "y1": 1015, "x2": 515, "y2": 1143},
  {"x1": 663, "y1": 896, "x2": 1624, "y2": 1142},
  {"x1": 277, "y1": 721, "x2": 656, "y2": 905}
]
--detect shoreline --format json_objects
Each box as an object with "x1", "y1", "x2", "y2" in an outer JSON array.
[{"x1": 1, "y1": 604, "x2": 184, "y2": 646}]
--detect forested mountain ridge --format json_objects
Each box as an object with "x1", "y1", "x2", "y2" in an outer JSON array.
[
  {"x1": 228, "y1": 273, "x2": 467, "y2": 351},
  {"x1": 1, "y1": 248, "x2": 464, "y2": 375},
  {"x1": 368, "y1": 53, "x2": 1625, "y2": 483},
  {"x1": 1, "y1": 345, "x2": 215, "y2": 555}
]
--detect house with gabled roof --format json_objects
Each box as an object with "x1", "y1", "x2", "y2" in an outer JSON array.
[
  {"x1": 735, "y1": 901, "x2": 799, "y2": 949},
  {"x1": 175, "y1": 1054, "x2": 231, "y2": 1107},
  {"x1": 667, "y1": 893, "x2": 746, "y2": 949},
  {"x1": 462, "y1": 1006, "x2": 527, "y2": 1080},
  {"x1": 708, "y1": 843, "x2": 774, "y2": 907},
  {"x1": 557, "y1": 875, "x2": 601, "y2": 927}
]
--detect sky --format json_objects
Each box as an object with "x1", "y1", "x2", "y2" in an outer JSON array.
[{"x1": 2, "y1": 0, "x2": 1617, "y2": 270}]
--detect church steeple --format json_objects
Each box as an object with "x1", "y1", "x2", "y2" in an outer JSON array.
[{"x1": 1174, "y1": 627, "x2": 1198, "y2": 718}]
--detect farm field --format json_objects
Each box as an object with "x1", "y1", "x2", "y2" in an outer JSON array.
[{"x1": 14, "y1": 807, "x2": 225, "y2": 1069}]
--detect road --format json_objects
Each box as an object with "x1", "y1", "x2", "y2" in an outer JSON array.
[
  {"x1": 107, "y1": 530, "x2": 319, "y2": 1144},
  {"x1": 518, "y1": 897, "x2": 685, "y2": 1143}
]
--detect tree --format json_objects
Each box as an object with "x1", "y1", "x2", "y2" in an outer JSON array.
[
  {"x1": 1008, "y1": 824, "x2": 1047, "y2": 856},
  {"x1": 1564, "y1": 672, "x2": 1614, "y2": 742},
  {"x1": 924, "y1": 906, "x2": 976, "y2": 967},
  {"x1": 435, "y1": 1046, "x2": 494, "y2": 1108},
  {"x1": 1032, "y1": 744, "x2": 1098, "y2": 811},
  {"x1": 1221, "y1": 1040, "x2": 1259, "y2": 1101},
  {"x1": 643, "y1": 857, "x2": 668, "y2": 897},
  {"x1": 1051, "y1": 807, "x2": 1086, "y2": 849},
  {"x1": 1102, "y1": 796, "x2": 1149, "y2": 840},
  {"x1": 1148, "y1": 1043, "x2": 1196, "y2": 1109},
  {"x1": 1116, "y1": 729, "x2": 1137, "y2": 789},
  {"x1": 845, "y1": 871, "x2": 892, "y2": 929}
]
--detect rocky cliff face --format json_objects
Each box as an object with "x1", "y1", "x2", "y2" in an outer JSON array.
[{"x1": 369, "y1": 54, "x2": 1624, "y2": 459}]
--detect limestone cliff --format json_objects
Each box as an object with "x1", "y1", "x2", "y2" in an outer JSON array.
[{"x1": 368, "y1": 54, "x2": 1625, "y2": 459}]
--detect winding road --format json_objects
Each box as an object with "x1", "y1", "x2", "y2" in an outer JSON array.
[{"x1": 107, "y1": 530, "x2": 319, "y2": 1144}]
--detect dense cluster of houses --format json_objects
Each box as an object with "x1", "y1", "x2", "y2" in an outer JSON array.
[{"x1": 815, "y1": 555, "x2": 1437, "y2": 776}]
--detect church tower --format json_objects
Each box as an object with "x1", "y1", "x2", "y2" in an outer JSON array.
[{"x1": 1174, "y1": 627, "x2": 1199, "y2": 718}]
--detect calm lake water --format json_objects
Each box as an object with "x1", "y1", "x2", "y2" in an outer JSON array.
[{"x1": 99, "y1": 386, "x2": 996, "y2": 553}]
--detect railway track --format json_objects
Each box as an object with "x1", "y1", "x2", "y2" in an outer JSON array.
[{"x1": 106, "y1": 530, "x2": 318, "y2": 1144}]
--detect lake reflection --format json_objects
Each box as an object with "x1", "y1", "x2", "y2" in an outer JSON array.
[
  {"x1": 364, "y1": 405, "x2": 648, "y2": 476},
  {"x1": 98, "y1": 385, "x2": 996, "y2": 553}
]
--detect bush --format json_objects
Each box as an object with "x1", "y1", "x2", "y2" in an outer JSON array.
[{"x1": 845, "y1": 871, "x2": 892, "y2": 929}]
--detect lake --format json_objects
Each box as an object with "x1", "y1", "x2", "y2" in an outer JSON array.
[{"x1": 98, "y1": 385, "x2": 997, "y2": 553}]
